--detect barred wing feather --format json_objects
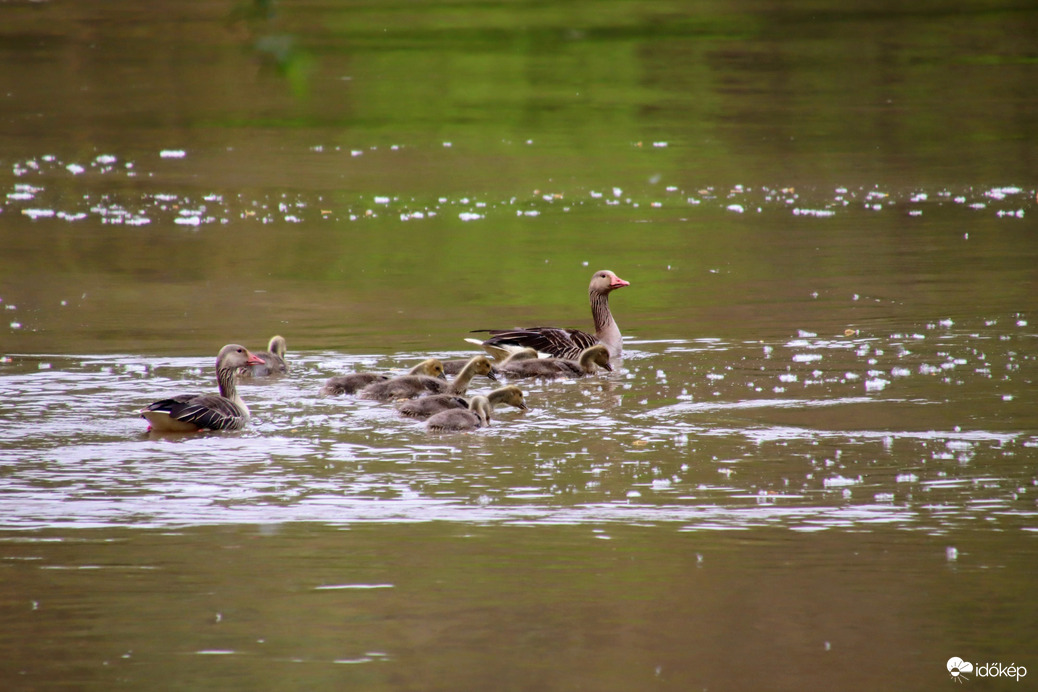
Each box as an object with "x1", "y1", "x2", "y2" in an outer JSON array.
[
  {"x1": 142, "y1": 394, "x2": 248, "y2": 431},
  {"x1": 470, "y1": 327, "x2": 595, "y2": 360}
]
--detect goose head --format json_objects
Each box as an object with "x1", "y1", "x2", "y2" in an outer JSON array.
[
  {"x1": 489, "y1": 385, "x2": 529, "y2": 411},
  {"x1": 500, "y1": 347, "x2": 540, "y2": 364},
  {"x1": 468, "y1": 355, "x2": 498, "y2": 382},
  {"x1": 580, "y1": 344, "x2": 613, "y2": 372},
  {"x1": 455, "y1": 355, "x2": 498, "y2": 382},
  {"x1": 218, "y1": 344, "x2": 265, "y2": 372},
  {"x1": 590, "y1": 269, "x2": 630, "y2": 295},
  {"x1": 409, "y1": 358, "x2": 447, "y2": 380}
]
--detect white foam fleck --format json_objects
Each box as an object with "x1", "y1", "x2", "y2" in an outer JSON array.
[{"x1": 864, "y1": 378, "x2": 889, "y2": 391}]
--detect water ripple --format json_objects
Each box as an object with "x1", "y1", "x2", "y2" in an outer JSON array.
[
  {"x1": 1, "y1": 323, "x2": 1034, "y2": 533},
  {"x1": 4, "y1": 153, "x2": 1034, "y2": 228}
]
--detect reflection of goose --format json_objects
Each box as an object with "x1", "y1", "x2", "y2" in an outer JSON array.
[
  {"x1": 496, "y1": 344, "x2": 612, "y2": 379},
  {"x1": 442, "y1": 347, "x2": 539, "y2": 376},
  {"x1": 469, "y1": 270, "x2": 629, "y2": 360},
  {"x1": 397, "y1": 385, "x2": 529, "y2": 419},
  {"x1": 247, "y1": 335, "x2": 288, "y2": 376},
  {"x1": 140, "y1": 344, "x2": 265, "y2": 432},
  {"x1": 359, "y1": 356, "x2": 496, "y2": 401},
  {"x1": 321, "y1": 358, "x2": 445, "y2": 396},
  {"x1": 426, "y1": 395, "x2": 493, "y2": 432}
]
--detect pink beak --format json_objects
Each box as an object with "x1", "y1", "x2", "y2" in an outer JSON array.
[
  {"x1": 610, "y1": 273, "x2": 630, "y2": 289},
  {"x1": 247, "y1": 352, "x2": 266, "y2": 366}
]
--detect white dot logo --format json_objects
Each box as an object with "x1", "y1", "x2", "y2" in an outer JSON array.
[{"x1": 947, "y1": 657, "x2": 973, "y2": 683}]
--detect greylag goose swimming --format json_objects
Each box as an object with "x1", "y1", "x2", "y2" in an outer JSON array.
[
  {"x1": 397, "y1": 384, "x2": 529, "y2": 419},
  {"x1": 140, "y1": 344, "x2": 265, "y2": 432},
  {"x1": 441, "y1": 347, "x2": 539, "y2": 376},
  {"x1": 426, "y1": 395, "x2": 493, "y2": 432},
  {"x1": 359, "y1": 355, "x2": 496, "y2": 401},
  {"x1": 496, "y1": 344, "x2": 612, "y2": 379},
  {"x1": 320, "y1": 358, "x2": 445, "y2": 396},
  {"x1": 397, "y1": 394, "x2": 468, "y2": 419},
  {"x1": 247, "y1": 335, "x2": 288, "y2": 376},
  {"x1": 469, "y1": 269, "x2": 629, "y2": 360}
]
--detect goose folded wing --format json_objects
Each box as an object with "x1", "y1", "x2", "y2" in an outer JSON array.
[
  {"x1": 471, "y1": 326, "x2": 596, "y2": 357},
  {"x1": 143, "y1": 394, "x2": 246, "y2": 431}
]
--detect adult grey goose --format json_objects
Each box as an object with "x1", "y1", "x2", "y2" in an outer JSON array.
[
  {"x1": 469, "y1": 269, "x2": 629, "y2": 360},
  {"x1": 140, "y1": 344, "x2": 265, "y2": 432}
]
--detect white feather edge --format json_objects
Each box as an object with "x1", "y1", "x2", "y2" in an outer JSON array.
[{"x1": 463, "y1": 338, "x2": 551, "y2": 360}]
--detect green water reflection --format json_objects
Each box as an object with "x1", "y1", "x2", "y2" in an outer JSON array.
[{"x1": 2, "y1": 0, "x2": 1035, "y2": 183}]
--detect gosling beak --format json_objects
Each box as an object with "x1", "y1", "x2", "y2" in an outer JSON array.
[{"x1": 486, "y1": 371, "x2": 498, "y2": 382}]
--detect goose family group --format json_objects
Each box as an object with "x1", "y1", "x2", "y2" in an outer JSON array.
[{"x1": 139, "y1": 270, "x2": 630, "y2": 434}]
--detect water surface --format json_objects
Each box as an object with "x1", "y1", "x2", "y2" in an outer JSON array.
[{"x1": 1, "y1": 0, "x2": 1036, "y2": 689}]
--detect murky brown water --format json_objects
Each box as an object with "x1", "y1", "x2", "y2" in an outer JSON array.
[{"x1": 2, "y1": 0, "x2": 1037, "y2": 689}]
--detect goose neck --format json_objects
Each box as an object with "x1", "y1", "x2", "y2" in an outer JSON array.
[
  {"x1": 217, "y1": 365, "x2": 246, "y2": 409},
  {"x1": 590, "y1": 290, "x2": 614, "y2": 331},
  {"x1": 450, "y1": 362, "x2": 478, "y2": 393}
]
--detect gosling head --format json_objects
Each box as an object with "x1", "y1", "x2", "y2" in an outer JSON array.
[
  {"x1": 501, "y1": 347, "x2": 540, "y2": 364},
  {"x1": 582, "y1": 344, "x2": 613, "y2": 372},
  {"x1": 412, "y1": 358, "x2": 447, "y2": 380},
  {"x1": 469, "y1": 355, "x2": 498, "y2": 381},
  {"x1": 490, "y1": 385, "x2": 529, "y2": 411}
]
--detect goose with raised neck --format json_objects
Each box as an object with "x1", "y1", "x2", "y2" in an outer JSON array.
[
  {"x1": 397, "y1": 385, "x2": 529, "y2": 419},
  {"x1": 442, "y1": 347, "x2": 539, "y2": 376},
  {"x1": 321, "y1": 358, "x2": 445, "y2": 396},
  {"x1": 140, "y1": 344, "x2": 265, "y2": 432},
  {"x1": 359, "y1": 355, "x2": 496, "y2": 401},
  {"x1": 468, "y1": 269, "x2": 629, "y2": 361},
  {"x1": 496, "y1": 344, "x2": 612, "y2": 379}
]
